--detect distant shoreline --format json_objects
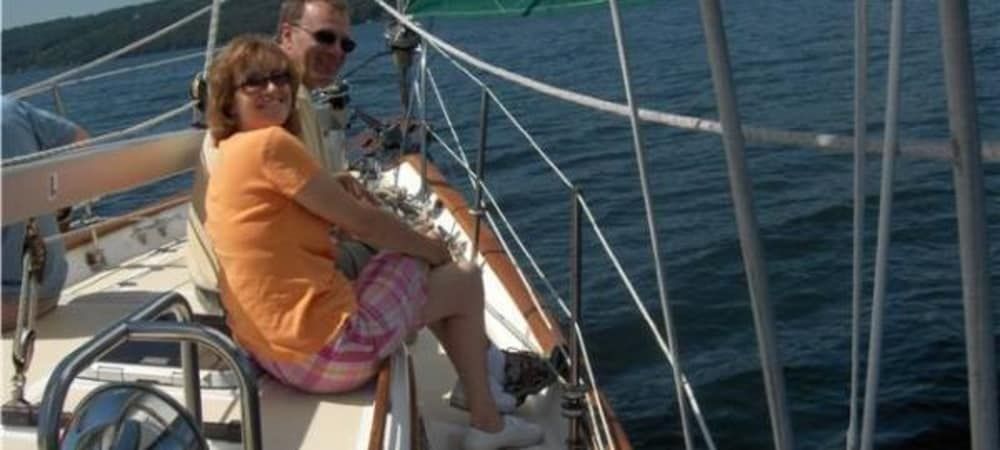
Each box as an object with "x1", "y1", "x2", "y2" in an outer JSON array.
[{"x1": 1, "y1": 0, "x2": 381, "y2": 74}]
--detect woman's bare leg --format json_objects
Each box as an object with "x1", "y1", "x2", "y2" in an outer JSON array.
[{"x1": 421, "y1": 261, "x2": 502, "y2": 432}]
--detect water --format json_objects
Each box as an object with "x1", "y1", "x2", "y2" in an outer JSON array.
[{"x1": 4, "y1": 1, "x2": 999, "y2": 448}]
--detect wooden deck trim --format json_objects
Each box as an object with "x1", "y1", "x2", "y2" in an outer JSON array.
[
  {"x1": 61, "y1": 194, "x2": 190, "y2": 251},
  {"x1": 407, "y1": 353, "x2": 424, "y2": 450},
  {"x1": 597, "y1": 389, "x2": 633, "y2": 450},
  {"x1": 367, "y1": 360, "x2": 393, "y2": 450},
  {"x1": 404, "y1": 155, "x2": 564, "y2": 354}
]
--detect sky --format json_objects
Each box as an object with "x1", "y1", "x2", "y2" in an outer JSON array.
[{"x1": 2, "y1": 0, "x2": 154, "y2": 30}]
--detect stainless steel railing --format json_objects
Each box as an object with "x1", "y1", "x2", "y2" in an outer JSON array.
[{"x1": 36, "y1": 292, "x2": 262, "y2": 450}]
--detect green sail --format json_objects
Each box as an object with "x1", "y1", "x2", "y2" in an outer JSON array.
[{"x1": 403, "y1": 0, "x2": 612, "y2": 18}]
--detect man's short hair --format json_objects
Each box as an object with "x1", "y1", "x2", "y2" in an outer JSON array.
[{"x1": 277, "y1": 0, "x2": 350, "y2": 39}]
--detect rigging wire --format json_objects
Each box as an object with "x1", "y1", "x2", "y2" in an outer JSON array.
[
  {"x1": 859, "y1": 0, "x2": 905, "y2": 448},
  {"x1": 202, "y1": 0, "x2": 225, "y2": 74},
  {"x1": 698, "y1": 0, "x2": 794, "y2": 447},
  {"x1": 846, "y1": 0, "x2": 870, "y2": 449},
  {"x1": 10, "y1": 3, "x2": 218, "y2": 100},
  {"x1": 429, "y1": 130, "x2": 616, "y2": 449},
  {"x1": 422, "y1": 47, "x2": 718, "y2": 449},
  {"x1": 602, "y1": 0, "x2": 693, "y2": 445},
  {"x1": 38, "y1": 52, "x2": 207, "y2": 91},
  {"x1": 371, "y1": 0, "x2": 997, "y2": 162}
]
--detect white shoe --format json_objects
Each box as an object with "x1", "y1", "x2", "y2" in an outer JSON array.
[
  {"x1": 449, "y1": 377, "x2": 518, "y2": 414},
  {"x1": 463, "y1": 415, "x2": 544, "y2": 450}
]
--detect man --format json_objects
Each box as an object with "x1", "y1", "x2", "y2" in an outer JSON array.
[
  {"x1": 276, "y1": 0, "x2": 355, "y2": 173},
  {"x1": 2, "y1": 97, "x2": 89, "y2": 331},
  {"x1": 187, "y1": 0, "x2": 359, "y2": 302},
  {"x1": 184, "y1": 3, "x2": 551, "y2": 442}
]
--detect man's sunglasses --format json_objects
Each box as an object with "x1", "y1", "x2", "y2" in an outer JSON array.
[
  {"x1": 290, "y1": 23, "x2": 356, "y2": 53},
  {"x1": 239, "y1": 71, "x2": 292, "y2": 92}
]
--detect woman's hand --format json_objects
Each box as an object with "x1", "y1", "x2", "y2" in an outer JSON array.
[{"x1": 423, "y1": 232, "x2": 451, "y2": 267}]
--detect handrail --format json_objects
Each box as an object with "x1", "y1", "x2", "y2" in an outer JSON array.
[
  {"x1": 119, "y1": 292, "x2": 202, "y2": 425},
  {"x1": 37, "y1": 294, "x2": 262, "y2": 450},
  {"x1": 372, "y1": 0, "x2": 998, "y2": 162}
]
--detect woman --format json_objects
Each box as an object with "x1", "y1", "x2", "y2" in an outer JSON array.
[{"x1": 204, "y1": 35, "x2": 543, "y2": 449}]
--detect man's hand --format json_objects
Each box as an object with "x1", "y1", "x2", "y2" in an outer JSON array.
[{"x1": 334, "y1": 172, "x2": 379, "y2": 206}]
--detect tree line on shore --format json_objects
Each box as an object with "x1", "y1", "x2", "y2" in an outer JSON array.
[{"x1": 2, "y1": 0, "x2": 382, "y2": 74}]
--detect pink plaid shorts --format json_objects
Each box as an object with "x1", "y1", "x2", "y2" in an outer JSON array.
[{"x1": 255, "y1": 252, "x2": 428, "y2": 393}]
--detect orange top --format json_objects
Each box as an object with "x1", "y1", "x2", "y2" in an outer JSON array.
[{"x1": 206, "y1": 126, "x2": 355, "y2": 362}]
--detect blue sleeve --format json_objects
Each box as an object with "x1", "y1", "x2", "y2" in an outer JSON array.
[{"x1": 21, "y1": 101, "x2": 79, "y2": 150}]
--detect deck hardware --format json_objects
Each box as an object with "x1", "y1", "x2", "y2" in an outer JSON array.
[
  {"x1": 81, "y1": 202, "x2": 107, "y2": 271},
  {"x1": 7, "y1": 220, "x2": 46, "y2": 408},
  {"x1": 564, "y1": 187, "x2": 587, "y2": 449},
  {"x1": 471, "y1": 89, "x2": 490, "y2": 256},
  {"x1": 36, "y1": 294, "x2": 265, "y2": 450}
]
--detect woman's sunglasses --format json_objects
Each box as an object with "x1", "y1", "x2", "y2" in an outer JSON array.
[
  {"x1": 239, "y1": 71, "x2": 292, "y2": 92},
  {"x1": 290, "y1": 23, "x2": 356, "y2": 53}
]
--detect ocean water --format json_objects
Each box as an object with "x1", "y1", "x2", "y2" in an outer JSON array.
[{"x1": 3, "y1": 1, "x2": 999, "y2": 448}]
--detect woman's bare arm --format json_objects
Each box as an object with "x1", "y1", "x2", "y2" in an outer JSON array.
[{"x1": 294, "y1": 171, "x2": 450, "y2": 266}]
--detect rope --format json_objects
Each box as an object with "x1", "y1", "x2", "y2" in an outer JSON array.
[
  {"x1": 203, "y1": 0, "x2": 226, "y2": 74},
  {"x1": 371, "y1": 0, "x2": 997, "y2": 161},
  {"x1": 10, "y1": 4, "x2": 218, "y2": 100},
  {"x1": 578, "y1": 199, "x2": 719, "y2": 450},
  {"x1": 603, "y1": 0, "x2": 693, "y2": 444},
  {"x1": 343, "y1": 50, "x2": 393, "y2": 80},
  {"x1": 860, "y1": 1, "x2": 904, "y2": 449},
  {"x1": 2, "y1": 101, "x2": 196, "y2": 167},
  {"x1": 41, "y1": 52, "x2": 206, "y2": 90},
  {"x1": 427, "y1": 70, "x2": 472, "y2": 169},
  {"x1": 846, "y1": 1, "x2": 869, "y2": 449}
]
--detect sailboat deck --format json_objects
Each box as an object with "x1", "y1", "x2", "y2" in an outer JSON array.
[{"x1": 1, "y1": 239, "x2": 376, "y2": 450}]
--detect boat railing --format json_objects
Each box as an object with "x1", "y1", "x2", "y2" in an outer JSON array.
[
  {"x1": 36, "y1": 292, "x2": 262, "y2": 450},
  {"x1": 420, "y1": 66, "x2": 715, "y2": 450},
  {"x1": 381, "y1": 6, "x2": 720, "y2": 449},
  {"x1": 379, "y1": 1, "x2": 996, "y2": 449}
]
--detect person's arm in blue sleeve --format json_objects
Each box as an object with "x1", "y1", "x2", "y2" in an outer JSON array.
[{"x1": 21, "y1": 100, "x2": 89, "y2": 148}]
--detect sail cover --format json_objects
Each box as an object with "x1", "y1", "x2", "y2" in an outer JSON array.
[{"x1": 404, "y1": 0, "x2": 612, "y2": 17}]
